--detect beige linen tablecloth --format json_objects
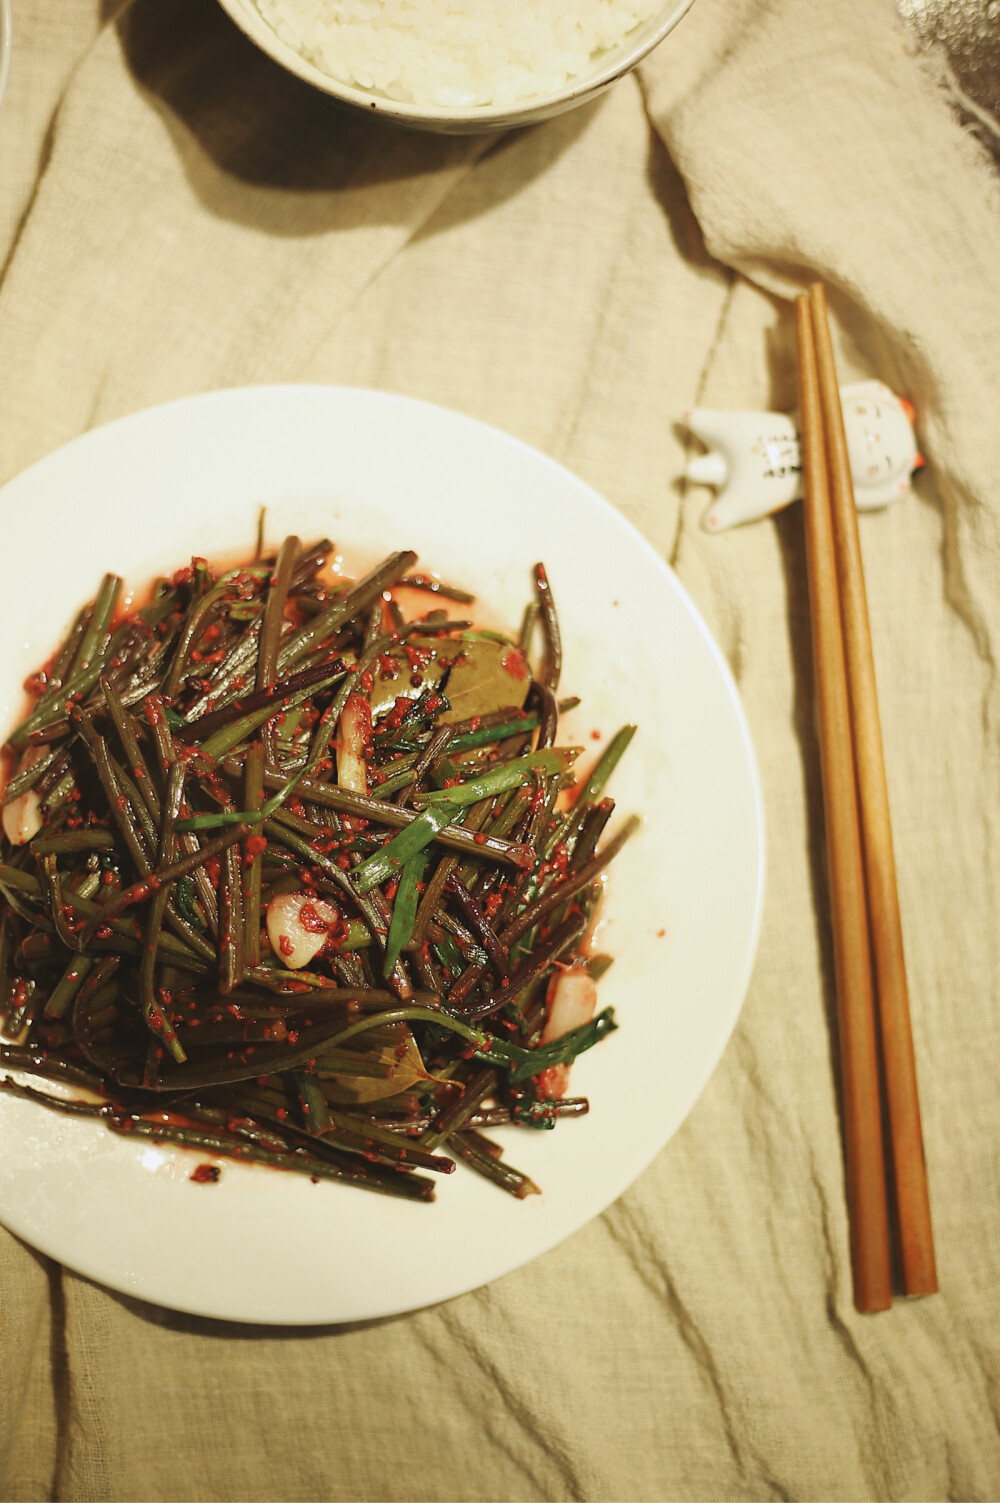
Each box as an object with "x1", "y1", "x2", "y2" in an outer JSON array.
[{"x1": 2, "y1": 1, "x2": 1000, "y2": 1498}]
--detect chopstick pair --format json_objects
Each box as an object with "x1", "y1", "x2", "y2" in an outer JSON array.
[{"x1": 796, "y1": 284, "x2": 937, "y2": 1313}]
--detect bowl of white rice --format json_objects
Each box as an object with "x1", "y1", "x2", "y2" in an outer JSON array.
[{"x1": 216, "y1": 0, "x2": 696, "y2": 132}]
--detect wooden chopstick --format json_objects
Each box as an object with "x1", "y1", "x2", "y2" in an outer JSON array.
[
  {"x1": 796, "y1": 294, "x2": 893, "y2": 1313},
  {"x1": 808, "y1": 283, "x2": 938, "y2": 1299}
]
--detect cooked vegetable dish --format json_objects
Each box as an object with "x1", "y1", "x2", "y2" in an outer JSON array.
[{"x1": 0, "y1": 535, "x2": 636, "y2": 1200}]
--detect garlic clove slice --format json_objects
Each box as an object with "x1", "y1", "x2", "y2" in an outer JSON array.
[{"x1": 266, "y1": 892, "x2": 340, "y2": 970}]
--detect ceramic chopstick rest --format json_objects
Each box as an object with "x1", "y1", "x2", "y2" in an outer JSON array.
[{"x1": 683, "y1": 381, "x2": 923, "y2": 533}]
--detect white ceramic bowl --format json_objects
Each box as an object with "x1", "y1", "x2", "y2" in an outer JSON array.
[{"x1": 216, "y1": 0, "x2": 696, "y2": 133}]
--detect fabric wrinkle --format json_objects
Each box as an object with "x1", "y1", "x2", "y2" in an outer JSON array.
[
  {"x1": 601, "y1": 1199, "x2": 752, "y2": 1486},
  {"x1": 409, "y1": 1301, "x2": 583, "y2": 1502}
]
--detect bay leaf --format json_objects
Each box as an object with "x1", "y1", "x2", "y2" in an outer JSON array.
[
  {"x1": 322, "y1": 1021, "x2": 438, "y2": 1104},
  {"x1": 369, "y1": 638, "x2": 446, "y2": 719},
  {"x1": 439, "y1": 638, "x2": 531, "y2": 725}
]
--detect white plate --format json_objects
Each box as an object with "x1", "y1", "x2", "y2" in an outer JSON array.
[{"x1": 0, "y1": 387, "x2": 764, "y2": 1324}]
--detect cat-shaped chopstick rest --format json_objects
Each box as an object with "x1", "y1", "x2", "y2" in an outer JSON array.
[{"x1": 683, "y1": 379, "x2": 924, "y2": 532}]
